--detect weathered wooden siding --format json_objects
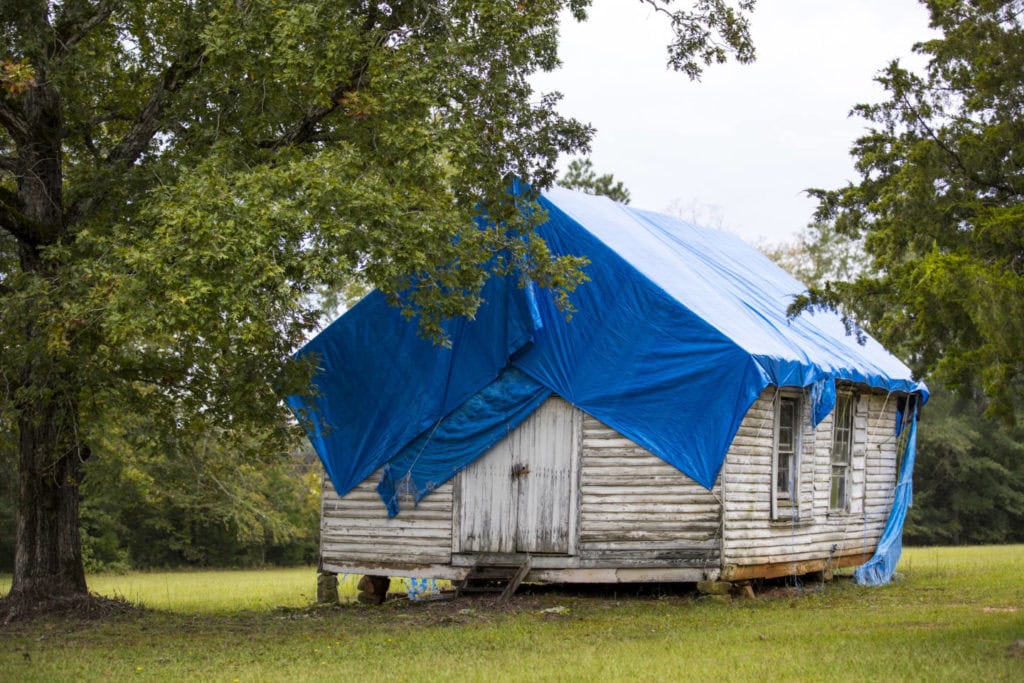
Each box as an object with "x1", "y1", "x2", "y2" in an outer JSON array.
[
  {"x1": 722, "y1": 386, "x2": 900, "y2": 569},
  {"x1": 864, "y1": 392, "x2": 901, "y2": 518},
  {"x1": 320, "y1": 469, "x2": 453, "y2": 567},
  {"x1": 578, "y1": 414, "x2": 722, "y2": 568}
]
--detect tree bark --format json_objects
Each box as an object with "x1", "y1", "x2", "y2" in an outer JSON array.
[
  {"x1": 11, "y1": 396, "x2": 88, "y2": 599},
  {"x1": 5, "y1": 65, "x2": 89, "y2": 599}
]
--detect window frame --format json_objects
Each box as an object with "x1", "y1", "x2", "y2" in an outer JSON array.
[
  {"x1": 829, "y1": 392, "x2": 856, "y2": 512},
  {"x1": 771, "y1": 392, "x2": 802, "y2": 520}
]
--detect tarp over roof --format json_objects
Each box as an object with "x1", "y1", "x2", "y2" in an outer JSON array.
[{"x1": 288, "y1": 187, "x2": 927, "y2": 513}]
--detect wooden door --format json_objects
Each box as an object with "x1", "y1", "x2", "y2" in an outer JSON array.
[
  {"x1": 513, "y1": 397, "x2": 578, "y2": 553},
  {"x1": 457, "y1": 397, "x2": 579, "y2": 555},
  {"x1": 456, "y1": 430, "x2": 518, "y2": 553}
]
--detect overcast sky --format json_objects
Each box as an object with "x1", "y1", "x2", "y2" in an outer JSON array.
[{"x1": 530, "y1": 0, "x2": 936, "y2": 245}]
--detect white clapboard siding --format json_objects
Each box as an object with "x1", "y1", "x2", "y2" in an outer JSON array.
[
  {"x1": 864, "y1": 392, "x2": 900, "y2": 516},
  {"x1": 321, "y1": 468, "x2": 453, "y2": 566},
  {"x1": 579, "y1": 414, "x2": 722, "y2": 567},
  {"x1": 722, "y1": 386, "x2": 900, "y2": 566},
  {"x1": 723, "y1": 393, "x2": 775, "y2": 524}
]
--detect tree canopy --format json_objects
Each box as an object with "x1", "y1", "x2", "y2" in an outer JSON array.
[
  {"x1": 0, "y1": 1, "x2": 756, "y2": 605},
  {"x1": 798, "y1": 0, "x2": 1024, "y2": 421}
]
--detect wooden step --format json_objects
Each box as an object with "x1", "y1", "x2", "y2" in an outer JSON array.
[
  {"x1": 456, "y1": 557, "x2": 532, "y2": 603},
  {"x1": 498, "y1": 557, "x2": 532, "y2": 603}
]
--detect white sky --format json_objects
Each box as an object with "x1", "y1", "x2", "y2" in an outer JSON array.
[{"x1": 531, "y1": 0, "x2": 936, "y2": 244}]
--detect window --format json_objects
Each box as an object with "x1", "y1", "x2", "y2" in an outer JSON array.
[
  {"x1": 830, "y1": 393, "x2": 855, "y2": 511},
  {"x1": 772, "y1": 394, "x2": 800, "y2": 519}
]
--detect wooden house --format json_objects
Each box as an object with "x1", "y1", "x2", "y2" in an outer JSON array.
[{"x1": 290, "y1": 187, "x2": 926, "y2": 594}]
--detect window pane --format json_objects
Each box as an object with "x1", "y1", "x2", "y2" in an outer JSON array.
[
  {"x1": 830, "y1": 465, "x2": 847, "y2": 510},
  {"x1": 779, "y1": 399, "x2": 795, "y2": 452},
  {"x1": 777, "y1": 453, "x2": 791, "y2": 495},
  {"x1": 776, "y1": 397, "x2": 799, "y2": 500},
  {"x1": 830, "y1": 394, "x2": 854, "y2": 510},
  {"x1": 831, "y1": 395, "x2": 853, "y2": 464},
  {"x1": 830, "y1": 467, "x2": 841, "y2": 509}
]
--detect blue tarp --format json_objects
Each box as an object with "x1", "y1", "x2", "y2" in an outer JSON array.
[
  {"x1": 288, "y1": 186, "x2": 927, "y2": 516},
  {"x1": 284, "y1": 272, "x2": 540, "y2": 498},
  {"x1": 854, "y1": 401, "x2": 919, "y2": 586},
  {"x1": 377, "y1": 367, "x2": 551, "y2": 516}
]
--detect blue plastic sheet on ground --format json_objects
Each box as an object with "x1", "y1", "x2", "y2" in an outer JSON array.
[
  {"x1": 377, "y1": 367, "x2": 550, "y2": 516},
  {"x1": 287, "y1": 186, "x2": 928, "y2": 509},
  {"x1": 854, "y1": 402, "x2": 918, "y2": 586}
]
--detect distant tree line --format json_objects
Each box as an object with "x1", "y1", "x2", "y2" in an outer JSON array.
[{"x1": 909, "y1": 389, "x2": 1024, "y2": 545}]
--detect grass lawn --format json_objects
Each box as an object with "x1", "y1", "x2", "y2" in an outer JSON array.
[{"x1": 1, "y1": 546, "x2": 1022, "y2": 681}]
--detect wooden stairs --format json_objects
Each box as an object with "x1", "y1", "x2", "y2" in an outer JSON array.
[{"x1": 455, "y1": 557, "x2": 532, "y2": 603}]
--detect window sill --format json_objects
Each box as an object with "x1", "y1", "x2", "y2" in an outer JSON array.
[{"x1": 769, "y1": 516, "x2": 812, "y2": 528}]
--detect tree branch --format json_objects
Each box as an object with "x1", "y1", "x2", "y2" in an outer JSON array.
[
  {"x1": 107, "y1": 48, "x2": 206, "y2": 166},
  {"x1": 51, "y1": 1, "x2": 115, "y2": 62},
  {"x1": 255, "y1": 6, "x2": 382, "y2": 149},
  {"x1": 0, "y1": 156, "x2": 17, "y2": 175},
  {"x1": 72, "y1": 111, "x2": 130, "y2": 163},
  {"x1": 252, "y1": 82, "x2": 353, "y2": 149},
  {"x1": 65, "y1": 48, "x2": 206, "y2": 225},
  {"x1": 254, "y1": 52, "x2": 376, "y2": 150},
  {"x1": 899, "y1": 91, "x2": 1020, "y2": 199}
]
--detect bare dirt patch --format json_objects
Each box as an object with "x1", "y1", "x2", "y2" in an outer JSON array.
[{"x1": 0, "y1": 592, "x2": 143, "y2": 626}]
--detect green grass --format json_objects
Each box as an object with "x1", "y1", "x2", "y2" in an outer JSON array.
[
  {"x1": 1, "y1": 546, "x2": 1022, "y2": 682},
  {"x1": 0, "y1": 569, "x2": 435, "y2": 612}
]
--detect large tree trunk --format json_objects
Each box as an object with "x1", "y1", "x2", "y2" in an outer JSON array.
[
  {"x1": 6, "y1": 70, "x2": 89, "y2": 601},
  {"x1": 11, "y1": 396, "x2": 88, "y2": 599}
]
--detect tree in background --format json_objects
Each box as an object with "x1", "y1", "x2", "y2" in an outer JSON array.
[
  {"x1": 905, "y1": 387, "x2": 1024, "y2": 545},
  {"x1": 664, "y1": 197, "x2": 729, "y2": 230},
  {"x1": 0, "y1": 1, "x2": 756, "y2": 608},
  {"x1": 759, "y1": 220, "x2": 869, "y2": 289},
  {"x1": 559, "y1": 158, "x2": 632, "y2": 204},
  {"x1": 795, "y1": 0, "x2": 1024, "y2": 422}
]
